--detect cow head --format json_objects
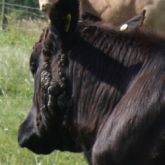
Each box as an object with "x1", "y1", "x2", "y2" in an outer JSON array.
[
  {"x1": 39, "y1": 0, "x2": 58, "y2": 13},
  {"x1": 18, "y1": 0, "x2": 80, "y2": 154}
]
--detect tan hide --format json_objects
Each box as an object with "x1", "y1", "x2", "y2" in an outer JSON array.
[{"x1": 81, "y1": 0, "x2": 165, "y2": 34}]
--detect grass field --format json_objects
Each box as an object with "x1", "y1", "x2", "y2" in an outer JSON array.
[{"x1": 0, "y1": 21, "x2": 87, "y2": 165}]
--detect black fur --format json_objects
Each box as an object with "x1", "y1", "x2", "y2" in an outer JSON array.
[{"x1": 18, "y1": 0, "x2": 165, "y2": 164}]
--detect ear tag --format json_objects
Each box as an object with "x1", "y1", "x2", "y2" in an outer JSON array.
[
  {"x1": 64, "y1": 14, "x2": 72, "y2": 32},
  {"x1": 120, "y1": 24, "x2": 128, "y2": 31}
]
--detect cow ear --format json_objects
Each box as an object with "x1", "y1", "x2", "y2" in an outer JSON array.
[
  {"x1": 49, "y1": 0, "x2": 79, "y2": 39},
  {"x1": 119, "y1": 10, "x2": 146, "y2": 31}
]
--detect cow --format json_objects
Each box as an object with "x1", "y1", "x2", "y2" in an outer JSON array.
[
  {"x1": 81, "y1": 0, "x2": 165, "y2": 35},
  {"x1": 18, "y1": 0, "x2": 165, "y2": 164},
  {"x1": 39, "y1": 0, "x2": 146, "y2": 32},
  {"x1": 39, "y1": 0, "x2": 165, "y2": 35}
]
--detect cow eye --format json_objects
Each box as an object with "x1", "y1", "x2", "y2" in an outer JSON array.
[{"x1": 30, "y1": 62, "x2": 38, "y2": 76}]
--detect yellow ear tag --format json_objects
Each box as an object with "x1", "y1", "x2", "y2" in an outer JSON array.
[{"x1": 65, "y1": 14, "x2": 72, "y2": 32}]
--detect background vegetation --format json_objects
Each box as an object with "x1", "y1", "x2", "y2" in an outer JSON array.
[
  {"x1": 2, "y1": 0, "x2": 38, "y2": 8},
  {"x1": 0, "y1": 1, "x2": 87, "y2": 164}
]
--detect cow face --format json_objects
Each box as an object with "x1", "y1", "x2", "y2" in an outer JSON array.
[
  {"x1": 18, "y1": 44, "x2": 64, "y2": 154},
  {"x1": 39, "y1": 0, "x2": 58, "y2": 13},
  {"x1": 18, "y1": 26, "x2": 81, "y2": 154},
  {"x1": 18, "y1": 28, "x2": 63, "y2": 154},
  {"x1": 18, "y1": 0, "x2": 81, "y2": 154}
]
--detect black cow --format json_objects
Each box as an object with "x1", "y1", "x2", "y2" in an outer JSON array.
[{"x1": 18, "y1": 0, "x2": 165, "y2": 165}]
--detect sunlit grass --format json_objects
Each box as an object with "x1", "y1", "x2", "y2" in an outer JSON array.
[
  {"x1": 0, "y1": 20, "x2": 87, "y2": 165},
  {"x1": 0, "y1": 96, "x2": 87, "y2": 165},
  {"x1": 0, "y1": 45, "x2": 33, "y2": 97}
]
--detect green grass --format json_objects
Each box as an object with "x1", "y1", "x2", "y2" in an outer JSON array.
[{"x1": 0, "y1": 21, "x2": 87, "y2": 165}]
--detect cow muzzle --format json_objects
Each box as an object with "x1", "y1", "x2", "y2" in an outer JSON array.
[{"x1": 18, "y1": 111, "x2": 54, "y2": 154}]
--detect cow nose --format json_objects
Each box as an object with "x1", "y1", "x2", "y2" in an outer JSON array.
[
  {"x1": 18, "y1": 131, "x2": 27, "y2": 148},
  {"x1": 18, "y1": 110, "x2": 39, "y2": 148},
  {"x1": 18, "y1": 121, "x2": 54, "y2": 154},
  {"x1": 18, "y1": 121, "x2": 37, "y2": 148}
]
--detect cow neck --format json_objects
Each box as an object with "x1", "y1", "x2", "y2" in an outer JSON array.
[{"x1": 79, "y1": 23, "x2": 149, "y2": 67}]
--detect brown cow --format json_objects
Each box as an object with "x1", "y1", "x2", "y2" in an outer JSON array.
[
  {"x1": 39, "y1": 0, "x2": 146, "y2": 32},
  {"x1": 81, "y1": 0, "x2": 165, "y2": 34},
  {"x1": 39, "y1": 0, "x2": 165, "y2": 34}
]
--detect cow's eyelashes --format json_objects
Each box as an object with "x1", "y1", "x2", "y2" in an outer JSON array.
[{"x1": 30, "y1": 62, "x2": 38, "y2": 76}]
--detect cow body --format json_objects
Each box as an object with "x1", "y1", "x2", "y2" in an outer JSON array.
[
  {"x1": 18, "y1": 0, "x2": 165, "y2": 164},
  {"x1": 39, "y1": 0, "x2": 165, "y2": 34},
  {"x1": 81, "y1": 0, "x2": 165, "y2": 34}
]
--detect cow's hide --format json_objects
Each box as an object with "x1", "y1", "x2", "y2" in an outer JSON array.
[
  {"x1": 81, "y1": 0, "x2": 165, "y2": 34},
  {"x1": 39, "y1": 0, "x2": 165, "y2": 34},
  {"x1": 18, "y1": 0, "x2": 165, "y2": 165}
]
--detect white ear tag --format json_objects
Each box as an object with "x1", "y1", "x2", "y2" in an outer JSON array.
[{"x1": 120, "y1": 24, "x2": 128, "y2": 31}]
